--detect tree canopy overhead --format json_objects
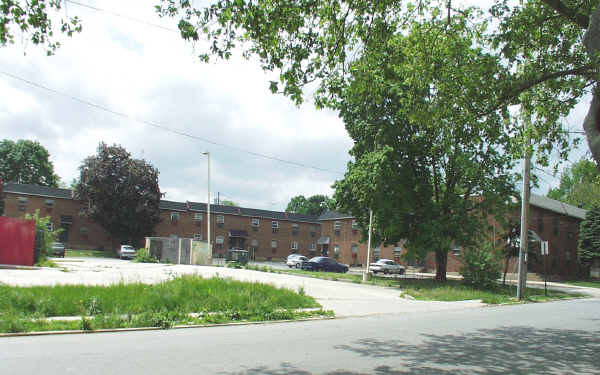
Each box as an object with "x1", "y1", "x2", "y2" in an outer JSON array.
[
  {"x1": 157, "y1": 0, "x2": 599, "y2": 163},
  {"x1": 76, "y1": 142, "x2": 162, "y2": 248},
  {"x1": 0, "y1": 139, "x2": 59, "y2": 187}
]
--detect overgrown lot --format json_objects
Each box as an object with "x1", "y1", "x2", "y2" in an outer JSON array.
[
  {"x1": 249, "y1": 266, "x2": 580, "y2": 304},
  {"x1": 0, "y1": 275, "x2": 328, "y2": 333}
]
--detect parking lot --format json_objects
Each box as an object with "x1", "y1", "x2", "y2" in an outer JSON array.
[{"x1": 0, "y1": 257, "x2": 485, "y2": 317}]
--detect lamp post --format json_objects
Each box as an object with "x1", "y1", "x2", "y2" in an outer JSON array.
[
  {"x1": 363, "y1": 209, "x2": 373, "y2": 281},
  {"x1": 202, "y1": 152, "x2": 211, "y2": 253}
]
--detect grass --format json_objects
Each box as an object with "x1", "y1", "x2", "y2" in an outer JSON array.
[
  {"x1": 0, "y1": 275, "x2": 329, "y2": 334},
  {"x1": 563, "y1": 280, "x2": 600, "y2": 288},
  {"x1": 65, "y1": 249, "x2": 116, "y2": 258},
  {"x1": 34, "y1": 257, "x2": 60, "y2": 268},
  {"x1": 246, "y1": 265, "x2": 580, "y2": 304}
]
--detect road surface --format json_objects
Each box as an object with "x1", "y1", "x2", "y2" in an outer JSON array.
[{"x1": 1, "y1": 297, "x2": 598, "y2": 374}]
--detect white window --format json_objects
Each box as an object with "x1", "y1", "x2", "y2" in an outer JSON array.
[
  {"x1": 215, "y1": 236, "x2": 224, "y2": 244},
  {"x1": 193, "y1": 233, "x2": 203, "y2": 241},
  {"x1": 46, "y1": 222, "x2": 54, "y2": 232},
  {"x1": 291, "y1": 223, "x2": 299, "y2": 234},
  {"x1": 352, "y1": 220, "x2": 358, "y2": 230},
  {"x1": 309, "y1": 243, "x2": 316, "y2": 251},
  {"x1": 334, "y1": 221, "x2": 342, "y2": 230},
  {"x1": 351, "y1": 244, "x2": 358, "y2": 254},
  {"x1": 272, "y1": 221, "x2": 279, "y2": 229},
  {"x1": 452, "y1": 245, "x2": 461, "y2": 256},
  {"x1": 251, "y1": 239, "x2": 258, "y2": 247},
  {"x1": 373, "y1": 247, "x2": 381, "y2": 260},
  {"x1": 217, "y1": 215, "x2": 225, "y2": 224},
  {"x1": 394, "y1": 247, "x2": 402, "y2": 256},
  {"x1": 17, "y1": 197, "x2": 27, "y2": 211},
  {"x1": 271, "y1": 240, "x2": 278, "y2": 248},
  {"x1": 170, "y1": 212, "x2": 180, "y2": 221},
  {"x1": 45, "y1": 199, "x2": 55, "y2": 208},
  {"x1": 194, "y1": 213, "x2": 203, "y2": 221},
  {"x1": 310, "y1": 225, "x2": 317, "y2": 233},
  {"x1": 291, "y1": 241, "x2": 298, "y2": 250},
  {"x1": 333, "y1": 244, "x2": 340, "y2": 254},
  {"x1": 251, "y1": 218, "x2": 260, "y2": 227}
]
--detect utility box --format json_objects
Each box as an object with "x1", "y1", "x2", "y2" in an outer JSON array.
[{"x1": 225, "y1": 249, "x2": 249, "y2": 265}]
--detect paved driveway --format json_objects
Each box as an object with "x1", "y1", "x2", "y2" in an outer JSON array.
[{"x1": 0, "y1": 257, "x2": 485, "y2": 317}]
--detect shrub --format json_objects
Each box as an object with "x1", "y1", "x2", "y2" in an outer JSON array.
[
  {"x1": 133, "y1": 248, "x2": 159, "y2": 263},
  {"x1": 459, "y1": 243, "x2": 501, "y2": 290}
]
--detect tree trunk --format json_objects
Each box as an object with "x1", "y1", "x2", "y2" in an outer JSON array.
[
  {"x1": 435, "y1": 249, "x2": 448, "y2": 281},
  {"x1": 583, "y1": 8, "x2": 600, "y2": 165},
  {"x1": 503, "y1": 256, "x2": 510, "y2": 286}
]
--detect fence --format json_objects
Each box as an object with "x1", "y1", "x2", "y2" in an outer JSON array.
[{"x1": 145, "y1": 237, "x2": 212, "y2": 265}]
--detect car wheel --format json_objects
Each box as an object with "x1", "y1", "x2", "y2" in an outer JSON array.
[
  {"x1": 295, "y1": 263, "x2": 301, "y2": 269},
  {"x1": 288, "y1": 265, "x2": 292, "y2": 268},
  {"x1": 383, "y1": 270, "x2": 388, "y2": 275}
]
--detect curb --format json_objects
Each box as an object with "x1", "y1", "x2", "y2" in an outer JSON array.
[{"x1": 0, "y1": 316, "x2": 335, "y2": 338}]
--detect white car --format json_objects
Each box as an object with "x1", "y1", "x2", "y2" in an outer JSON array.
[
  {"x1": 370, "y1": 259, "x2": 405, "y2": 275},
  {"x1": 286, "y1": 254, "x2": 308, "y2": 268},
  {"x1": 118, "y1": 245, "x2": 137, "y2": 260}
]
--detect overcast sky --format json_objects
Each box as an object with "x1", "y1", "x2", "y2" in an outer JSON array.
[{"x1": 0, "y1": 0, "x2": 591, "y2": 211}]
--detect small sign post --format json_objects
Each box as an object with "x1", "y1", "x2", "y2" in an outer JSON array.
[{"x1": 541, "y1": 241, "x2": 549, "y2": 296}]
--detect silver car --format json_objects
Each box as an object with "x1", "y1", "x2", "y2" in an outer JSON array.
[
  {"x1": 118, "y1": 245, "x2": 137, "y2": 260},
  {"x1": 286, "y1": 254, "x2": 308, "y2": 268}
]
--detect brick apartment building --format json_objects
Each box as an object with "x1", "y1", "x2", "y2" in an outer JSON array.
[{"x1": 1, "y1": 182, "x2": 587, "y2": 277}]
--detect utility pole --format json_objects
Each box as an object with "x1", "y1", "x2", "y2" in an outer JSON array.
[
  {"x1": 202, "y1": 152, "x2": 211, "y2": 255},
  {"x1": 363, "y1": 209, "x2": 373, "y2": 282},
  {"x1": 517, "y1": 119, "x2": 531, "y2": 300}
]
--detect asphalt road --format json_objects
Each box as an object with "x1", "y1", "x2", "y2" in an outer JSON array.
[{"x1": 2, "y1": 298, "x2": 599, "y2": 375}]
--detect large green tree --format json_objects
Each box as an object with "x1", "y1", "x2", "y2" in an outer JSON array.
[
  {"x1": 286, "y1": 194, "x2": 335, "y2": 216},
  {"x1": 578, "y1": 204, "x2": 600, "y2": 266},
  {"x1": 156, "y1": 0, "x2": 599, "y2": 164},
  {"x1": 76, "y1": 143, "x2": 162, "y2": 248},
  {"x1": 333, "y1": 16, "x2": 516, "y2": 281},
  {"x1": 0, "y1": 139, "x2": 59, "y2": 186},
  {"x1": 547, "y1": 159, "x2": 600, "y2": 209}
]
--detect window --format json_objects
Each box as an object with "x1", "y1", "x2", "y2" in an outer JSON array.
[
  {"x1": 170, "y1": 212, "x2": 180, "y2": 222},
  {"x1": 373, "y1": 247, "x2": 381, "y2": 261},
  {"x1": 310, "y1": 225, "x2": 317, "y2": 237},
  {"x1": 60, "y1": 215, "x2": 73, "y2": 225},
  {"x1": 452, "y1": 245, "x2": 461, "y2": 256},
  {"x1": 193, "y1": 233, "x2": 202, "y2": 241},
  {"x1": 334, "y1": 221, "x2": 341, "y2": 236},
  {"x1": 272, "y1": 221, "x2": 279, "y2": 233},
  {"x1": 193, "y1": 213, "x2": 203, "y2": 221},
  {"x1": 568, "y1": 223, "x2": 574, "y2": 239},
  {"x1": 333, "y1": 244, "x2": 340, "y2": 259},
  {"x1": 565, "y1": 250, "x2": 571, "y2": 261},
  {"x1": 351, "y1": 244, "x2": 358, "y2": 255},
  {"x1": 394, "y1": 247, "x2": 402, "y2": 256},
  {"x1": 291, "y1": 223, "x2": 299, "y2": 235},
  {"x1": 216, "y1": 235, "x2": 224, "y2": 250},
  {"x1": 45, "y1": 199, "x2": 55, "y2": 208},
  {"x1": 309, "y1": 243, "x2": 316, "y2": 251},
  {"x1": 553, "y1": 217, "x2": 559, "y2": 236},
  {"x1": 251, "y1": 239, "x2": 258, "y2": 247},
  {"x1": 251, "y1": 218, "x2": 260, "y2": 227},
  {"x1": 352, "y1": 220, "x2": 358, "y2": 232},
  {"x1": 291, "y1": 241, "x2": 298, "y2": 251},
  {"x1": 538, "y1": 214, "x2": 544, "y2": 233},
  {"x1": 80, "y1": 226, "x2": 88, "y2": 234},
  {"x1": 17, "y1": 197, "x2": 27, "y2": 211},
  {"x1": 217, "y1": 215, "x2": 225, "y2": 228},
  {"x1": 46, "y1": 222, "x2": 54, "y2": 232},
  {"x1": 271, "y1": 240, "x2": 278, "y2": 248}
]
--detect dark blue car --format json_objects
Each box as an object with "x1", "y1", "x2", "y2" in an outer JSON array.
[{"x1": 301, "y1": 256, "x2": 348, "y2": 273}]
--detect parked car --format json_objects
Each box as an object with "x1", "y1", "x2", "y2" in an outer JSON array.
[
  {"x1": 370, "y1": 259, "x2": 405, "y2": 275},
  {"x1": 118, "y1": 245, "x2": 137, "y2": 260},
  {"x1": 286, "y1": 254, "x2": 308, "y2": 268},
  {"x1": 302, "y1": 256, "x2": 348, "y2": 273},
  {"x1": 50, "y1": 242, "x2": 65, "y2": 257}
]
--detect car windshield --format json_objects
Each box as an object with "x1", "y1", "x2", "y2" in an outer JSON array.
[
  {"x1": 52, "y1": 243, "x2": 63, "y2": 248},
  {"x1": 122, "y1": 246, "x2": 134, "y2": 251}
]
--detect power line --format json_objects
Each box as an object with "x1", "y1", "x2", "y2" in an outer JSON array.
[
  {"x1": 0, "y1": 70, "x2": 345, "y2": 175},
  {"x1": 65, "y1": 0, "x2": 179, "y2": 33}
]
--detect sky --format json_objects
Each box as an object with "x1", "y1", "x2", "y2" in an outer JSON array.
[{"x1": 0, "y1": 0, "x2": 592, "y2": 211}]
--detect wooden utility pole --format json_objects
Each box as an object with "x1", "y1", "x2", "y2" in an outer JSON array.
[{"x1": 517, "y1": 120, "x2": 531, "y2": 300}]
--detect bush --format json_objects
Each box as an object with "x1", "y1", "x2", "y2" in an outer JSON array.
[
  {"x1": 133, "y1": 248, "x2": 159, "y2": 263},
  {"x1": 459, "y1": 243, "x2": 501, "y2": 290}
]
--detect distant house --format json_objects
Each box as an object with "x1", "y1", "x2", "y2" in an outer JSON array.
[{"x1": 1, "y1": 182, "x2": 586, "y2": 277}]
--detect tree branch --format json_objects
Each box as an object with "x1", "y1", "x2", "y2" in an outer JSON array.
[{"x1": 540, "y1": 0, "x2": 589, "y2": 29}]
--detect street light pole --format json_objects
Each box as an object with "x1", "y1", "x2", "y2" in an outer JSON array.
[
  {"x1": 202, "y1": 152, "x2": 211, "y2": 254},
  {"x1": 363, "y1": 209, "x2": 373, "y2": 281}
]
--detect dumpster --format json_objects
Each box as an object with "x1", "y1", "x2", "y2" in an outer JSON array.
[{"x1": 225, "y1": 249, "x2": 249, "y2": 265}]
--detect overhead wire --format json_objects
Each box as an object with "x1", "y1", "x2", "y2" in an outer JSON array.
[{"x1": 0, "y1": 70, "x2": 345, "y2": 176}]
